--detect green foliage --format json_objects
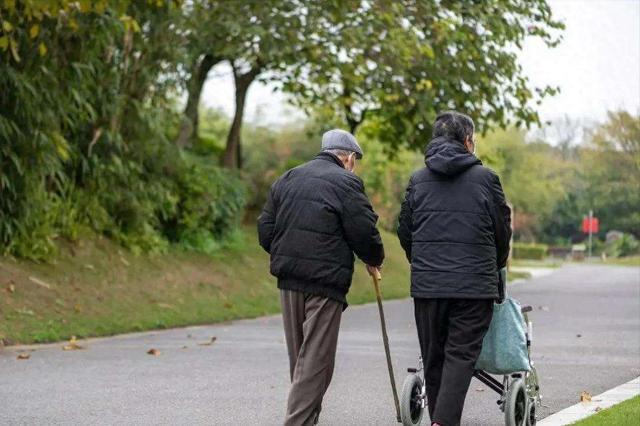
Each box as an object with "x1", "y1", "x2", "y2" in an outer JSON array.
[
  {"x1": 0, "y1": 1, "x2": 245, "y2": 259},
  {"x1": 287, "y1": 0, "x2": 564, "y2": 149},
  {"x1": 513, "y1": 243, "x2": 548, "y2": 260},
  {"x1": 356, "y1": 127, "x2": 423, "y2": 231},
  {"x1": 579, "y1": 112, "x2": 640, "y2": 237},
  {"x1": 477, "y1": 128, "x2": 573, "y2": 241},
  {"x1": 606, "y1": 234, "x2": 640, "y2": 258},
  {"x1": 170, "y1": 154, "x2": 246, "y2": 254}
]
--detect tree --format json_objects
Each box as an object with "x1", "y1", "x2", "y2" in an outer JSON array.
[
  {"x1": 176, "y1": 0, "x2": 310, "y2": 169},
  {"x1": 579, "y1": 111, "x2": 640, "y2": 237},
  {"x1": 286, "y1": 0, "x2": 564, "y2": 152},
  {"x1": 477, "y1": 128, "x2": 573, "y2": 241}
]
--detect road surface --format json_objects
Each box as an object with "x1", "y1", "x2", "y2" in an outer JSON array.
[{"x1": 1, "y1": 264, "x2": 638, "y2": 425}]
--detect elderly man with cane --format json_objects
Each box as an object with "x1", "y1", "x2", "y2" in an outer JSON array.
[
  {"x1": 258, "y1": 129, "x2": 385, "y2": 426},
  {"x1": 397, "y1": 111, "x2": 512, "y2": 426}
]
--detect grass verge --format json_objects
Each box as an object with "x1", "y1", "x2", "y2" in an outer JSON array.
[
  {"x1": 1, "y1": 227, "x2": 526, "y2": 345},
  {"x1": 571, "y1": 395, "x2": 640, "y2": 425},
  {"x1": 511, "y1": 259, "x2": 563, "y2": 268},
  {"x1": 600, "y1": 256, "x2": 640, "y2": 267}
]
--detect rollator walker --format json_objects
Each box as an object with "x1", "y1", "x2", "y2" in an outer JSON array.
[{"x1": 399, "y1": 268, "x2": 541, "y2": 426}]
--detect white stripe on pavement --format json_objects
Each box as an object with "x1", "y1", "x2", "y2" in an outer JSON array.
[{"x1": 538, "y1": 376, "x2": 640, "y2": 425}]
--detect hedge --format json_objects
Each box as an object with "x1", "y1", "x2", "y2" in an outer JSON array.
[{"x1": 513, "y1": 243, "x2": 548, "y2": 260}]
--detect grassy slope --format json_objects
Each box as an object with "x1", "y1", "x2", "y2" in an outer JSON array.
[
  {"x1": 572, "y1": 395, "x2": 640, "y2": 425},
  {"x1": 1, "y1": 228, "x2": 413, "y2": 345},
  {"x1": 1, "y1": 227, "x2": 531, "y2": 345}
]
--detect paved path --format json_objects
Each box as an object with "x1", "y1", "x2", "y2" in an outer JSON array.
[{"x1": 1, "y1": 264, "x2": 638, "y2": 425}]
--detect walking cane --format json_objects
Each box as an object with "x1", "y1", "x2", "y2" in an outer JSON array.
[{"x1": 370, "y1": 268, "x2": 402, "y2": 423}]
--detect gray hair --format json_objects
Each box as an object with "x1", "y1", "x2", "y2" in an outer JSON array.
[
  {"x1": 432, "y1": 111, "x2": 475, "y2": 144},
  {"x1": 324, "y1": 148, "x2": 355, "y2": 158}
]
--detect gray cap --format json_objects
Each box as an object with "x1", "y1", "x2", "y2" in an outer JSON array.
[{"x1": 321, "y1": 129, "x2": 363, "y2": 159}]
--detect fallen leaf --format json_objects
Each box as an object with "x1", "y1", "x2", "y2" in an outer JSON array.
[
  {"x1": 198, "y1": 337, "x2": 217, "y2": 346},
  {"x1": 28, "y1": 276, "x2": 51, "y2": 289},
  {"x1": 62, "y1": 336, "x2": 85, "y2": 351},
  {"x1": 7, "y1": 284, "x2": 15, "y2": 293},
  {"x1": 17, "y1": 353, "x2": 30, "y2": 360},
  {"x1": 580, "y1": 391, "x2": 592, "y2": 402},
  {"x1": 147, "y1": 348, "x2": 161, "y2": 356},
  {"x1": 157, "y1": 303, "x2": 174, "y2": 310},
  {"x1": 84, "y1": 264, "x2": 95, "y2": 270},
  {"x1": 119, "y1": 256, "x2": 130, "y2": 266}
]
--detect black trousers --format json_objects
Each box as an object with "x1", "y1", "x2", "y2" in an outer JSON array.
[{"x1": 414, "y1": 298, "x2": 493, "y2": 426}]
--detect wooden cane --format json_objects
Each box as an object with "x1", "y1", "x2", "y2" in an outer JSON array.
[{"x1": 371, "y1": 269, "x2": 402, "y2": 423}]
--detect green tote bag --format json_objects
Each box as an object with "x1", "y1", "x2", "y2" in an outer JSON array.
[{"x1": 475, "y1": 270, "x2": 531, "y2": 375}]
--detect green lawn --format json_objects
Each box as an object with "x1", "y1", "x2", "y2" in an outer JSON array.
[
  {"x1": 600, "y1": 256, "x2": 640, "y2": 267},
  {"x1": 0, "y1": 227, "x2": 527, "y2": 345},
  {"x1": 572, "y1": 395, "x2": 640, "y2": 425},
  {"x1": 511, "y1": 259, "x2": 563, "y2": 268}
]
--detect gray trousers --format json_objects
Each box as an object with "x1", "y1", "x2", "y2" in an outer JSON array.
[{"x1": 280, "y1": 289, "x2": 343, "y2": 426}]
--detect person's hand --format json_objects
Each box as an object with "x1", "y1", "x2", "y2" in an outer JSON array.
[{"x1": 366, "y1": 265, "x2": 382, "y2": 280}]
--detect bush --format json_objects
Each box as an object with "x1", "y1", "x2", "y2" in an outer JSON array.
[
  {"x1": 168, "y1": 153, "x2": 247, "y2": 254},
  {"x1": 606, "y1": 233, "x2": 640, "y2": 258},
  {"x1": 513, "y1": 243, "x2": 548, "y2": 260}
]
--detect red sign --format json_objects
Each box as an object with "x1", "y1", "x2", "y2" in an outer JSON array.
[{"x1": 582, "y1": 217, "x2": 599, "y2": 234}]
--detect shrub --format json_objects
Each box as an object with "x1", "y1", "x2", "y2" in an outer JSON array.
[
  {"x1": 513, "y1": 243, "x2": 548, "y2": 260},
  {"x1": 606, "y1": 233, "x2": 640, "y2": 258},
  {"x1": 168, "y1": 153, "x2": 247, "y2": 254}
]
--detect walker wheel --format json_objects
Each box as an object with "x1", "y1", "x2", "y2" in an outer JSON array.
[
  {"x1": 505, "y1": 378, "x2": 527, "y2": 426},
  {"x1": 526, "y1": 400, "x2": 536, "y2": 426},
  {"x1": 400, "y1": 374, "x2": 424, "y2": 426}
]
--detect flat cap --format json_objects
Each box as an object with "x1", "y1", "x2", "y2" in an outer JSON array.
[{"x1": 321, "y1": 129, "x2": 363, "y2": 159}]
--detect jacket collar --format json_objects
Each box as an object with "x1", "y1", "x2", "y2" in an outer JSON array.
[{"x1": 315, "y1": 151, "x2": 345, "y2": 169}]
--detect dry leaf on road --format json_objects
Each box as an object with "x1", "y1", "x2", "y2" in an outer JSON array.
[
  {"x1": 17, "y1": 353, "x2": 30, "y2": 360},
  {"x1": 62, "y1": 336, "x2": 85, "y2": 351},
  {"x1": 580, "y1": 391, "x2": 592, "y2": 402},
  {"x1": 198, "y1": 337, "x2": 217, "y2": 346},
  {"x1": 147, "y1": 348, "x2": 161, "y2": 356},
  {"x1": 7, "y1": 283, "x2": 15, "y2": 293}
]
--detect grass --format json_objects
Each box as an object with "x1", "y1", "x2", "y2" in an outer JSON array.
[
  {"x1": 0, "y1": 227, "x2": 529, "y2": 345},
  {"x1": 599, "y1": 255, "x2": 640, "y2": 267},
  {"x1": 511, "y1": 259, "x2": 563, "y2": 268},
  {"x1": 508, "y1": 270, "x2": 532, "y2": 281},
  {"x1": 571, "y1": 395, "x2": 640, "y2": 425}
]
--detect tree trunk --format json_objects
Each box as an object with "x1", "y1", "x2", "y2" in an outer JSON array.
[
  {"x1": 345, "y1": 106, "x2": 367, "y2": 135},
  {"x1": 176, "y1": 54, "x2": 220, "y2": 148},
  {"x1": 222, "y1": 62, "x2": 261, "y2": 169},
  {"x1": 341, "y1": 78, "x2": 367, "y2": 135}
]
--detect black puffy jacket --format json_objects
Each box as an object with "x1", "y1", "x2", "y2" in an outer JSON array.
[
  {"x1": 258, "y1": 152, "x2": 384, "y2": 304},
  {"x1": 397, "y1": 136, "x2": 511, "y2": 299}
]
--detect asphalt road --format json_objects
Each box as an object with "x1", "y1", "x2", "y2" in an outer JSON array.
[{"x1": 1, "y1": 264, "x2": 638, "y2": 425}]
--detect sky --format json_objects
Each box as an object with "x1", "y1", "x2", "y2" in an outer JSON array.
[{"x1": 200, "y1": 0, "x2": 640, "y2": 127}]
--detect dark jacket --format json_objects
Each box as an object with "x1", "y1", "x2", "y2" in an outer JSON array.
[
  {"x1": 397, "y1": 136, "x2": 511, "y2": 299},
  {"x1": 258, "y1": 152, "x2": 385, "y2": 304}
]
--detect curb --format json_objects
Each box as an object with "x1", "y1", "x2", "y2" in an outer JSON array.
[{"x1": 538, "y1": 376, "x2": 640, "y2": 425}]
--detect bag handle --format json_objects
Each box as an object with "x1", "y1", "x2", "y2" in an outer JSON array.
[{"x1": 497, "y1": 267, "x2": 507, "y2": 303}]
